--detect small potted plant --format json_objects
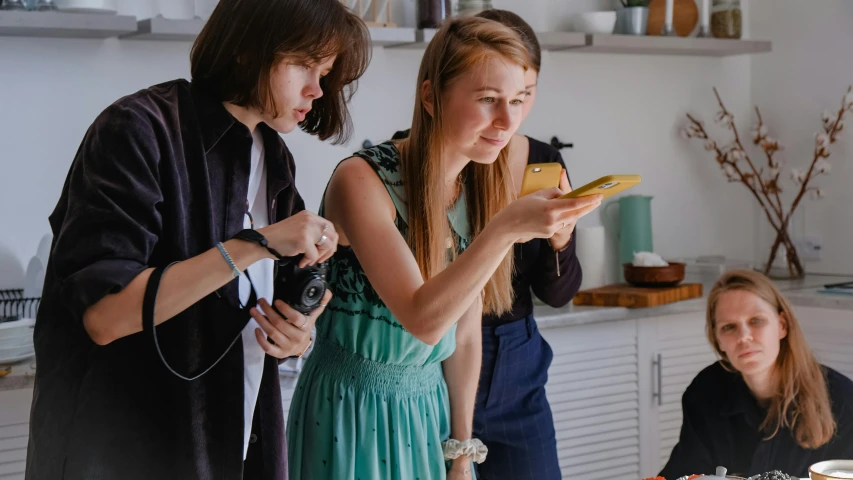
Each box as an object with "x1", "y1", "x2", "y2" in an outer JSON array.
[{"x1": 617, "y1": 0, "x2": 650, "y2": 35}]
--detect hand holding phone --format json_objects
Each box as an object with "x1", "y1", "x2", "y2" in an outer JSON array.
[{"x1": 519, "y1": 163, "x2": 563, "y2": 197}]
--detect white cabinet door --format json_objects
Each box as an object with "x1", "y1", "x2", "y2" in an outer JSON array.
[
  {"x1": 541, "y1": 319, "x2": 642, "y2": 480},
  {"x1": 0, "y1": 388, "x2": 33, "y2": 480},
  {"x1": 795, "y1": 306, "x2": 853, "y2": 382},
  {"x1": 652, "y1": 311, "x2": 718, "y2": 473}
]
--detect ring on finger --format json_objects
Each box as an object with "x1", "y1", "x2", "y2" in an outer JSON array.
[
  {"x1": 297, "y1": 339, "x2": 312, "y2": 358},
  {"x1": 316, "y1": 234, "x2": 328, "y2": 246},
  {"x1": 299, "y1": 319, "x2": 309, "y2": 329}
]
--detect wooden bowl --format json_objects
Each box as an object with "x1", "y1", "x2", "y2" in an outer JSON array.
[{"x1": 623, "y1": 262, "x2": 685, "y2": 288}]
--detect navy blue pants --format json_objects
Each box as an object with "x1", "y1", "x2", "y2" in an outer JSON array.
[{"x1": 473, "y1": 315, "x2": 561, "y2": 480}]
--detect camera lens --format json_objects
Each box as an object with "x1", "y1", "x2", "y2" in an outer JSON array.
[{"x1": 298, "y1": 276, "x2": 326, "y2": 310}]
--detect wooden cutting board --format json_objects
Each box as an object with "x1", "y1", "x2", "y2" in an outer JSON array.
[{"x1": 573, "y1": 283, "x2": 703, "y2": 308}]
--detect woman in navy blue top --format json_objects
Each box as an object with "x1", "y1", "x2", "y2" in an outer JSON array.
[{"x1": 469, "y1": 10, "x2": 584, "y2": 480}]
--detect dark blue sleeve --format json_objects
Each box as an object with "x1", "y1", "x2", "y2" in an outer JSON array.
[{"x1": 530, "y1": 148, "x2": 582, "y2": 307}]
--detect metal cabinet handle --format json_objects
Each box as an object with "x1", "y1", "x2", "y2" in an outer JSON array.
[{"x1": 652, "y1": 353, "x2": 662, "y2": 406}]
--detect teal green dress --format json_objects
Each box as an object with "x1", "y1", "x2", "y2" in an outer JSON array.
[{"x1": 287, "y1": 142, "x2": 472, "y2": 480}]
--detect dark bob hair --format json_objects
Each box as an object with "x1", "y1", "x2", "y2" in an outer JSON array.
[{"x1": 190, "y1": 0, "x2": 371, "y2": 144}]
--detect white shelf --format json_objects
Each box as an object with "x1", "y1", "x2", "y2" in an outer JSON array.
[
  {"x1": 0, "y1": 10, "x2": 136, "y2": 39},
  {"x1": 368, "y1": 26, "x2": 417, "y2": 47},
  {"x1": 571, "y1": 34, "x2": 772, "y2": 57},
  {"x1": 122, "y1": 19, "x2": 417, "y2": 47},
  {"x1": 388, "y1": 30, "x2": 587, "y2": 52},
  {"x1": 121, "y1": 16, "x2": 204, "y2": 41},
  {"x1": 0, "y1": 14, "x2": 773, "y2": 58},
  {"x1": 537, "y1": 32, "x2": 587, "y2": 52},
  {"x1": 385, "y1": 28, "x2": 435, "y2": 50}
]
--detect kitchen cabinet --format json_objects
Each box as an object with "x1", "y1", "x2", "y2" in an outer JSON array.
[
  {"x1": 540, "y1": 319, "x2": 642, "y2": 480},
  {"x1": 0, "y1": 389, "x2": 32, "y2": 480},
  {"x1": 636, "y1": 311, "x2": 718, "y2": 476},
  {"x1": 796, "y1": 306, "x2": 853, "y2": 382}
]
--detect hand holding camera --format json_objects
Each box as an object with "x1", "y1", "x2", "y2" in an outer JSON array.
[
  {"x1": 257, "y1": 210, "x2": 339, "y2": 268},
  {"x1": 250, "y1": 289, "x2": 333, "y2": 360}
]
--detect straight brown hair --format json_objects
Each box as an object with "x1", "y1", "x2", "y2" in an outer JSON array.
[
  {"x1": 397, "y1": 17, "x2": 532, "y2": 315},
  {"x1": 706, "y1": 270, "x2": 836, "y2": 449},
  {"x1": 190, "y1": 0, "x2": 371, "y2": 144}
]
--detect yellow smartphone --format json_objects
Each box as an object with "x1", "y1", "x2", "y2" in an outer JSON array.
[
  {"x1": 560, "y1": 175, "x2": 642, "y2": 200},
  {"x1": 520, "y1": 163, "x2": 563, "y2": 197}
]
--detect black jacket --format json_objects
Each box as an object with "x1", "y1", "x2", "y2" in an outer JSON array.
[
  {"x1": 660, "y1": 362, "x2": 853, "y2": 479},
  {"x1": 27, "y1": 79, "x2": 302, "y2": 480}
]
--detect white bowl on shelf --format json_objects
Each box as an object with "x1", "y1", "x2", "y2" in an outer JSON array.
[{"x1": 572, "y1": 11, "x2": 617, "y2": 34}]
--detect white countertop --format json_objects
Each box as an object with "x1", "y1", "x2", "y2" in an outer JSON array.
[
  {"x1": 535, "y1": 274, "x2": 853, "y2": 330},
  {"x1": 2, "y1": 275, "x2": 851, "y2": 392}
]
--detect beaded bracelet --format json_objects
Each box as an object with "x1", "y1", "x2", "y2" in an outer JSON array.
[{"x1": 216, "y1": 242, "x2": 241, "y2": 279}]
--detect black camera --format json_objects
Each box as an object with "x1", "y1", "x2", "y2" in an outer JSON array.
[{"x1": 273, "y1": 256, "x2": 329, "y2": 316}]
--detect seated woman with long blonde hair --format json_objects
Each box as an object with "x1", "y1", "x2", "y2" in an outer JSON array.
[{"x1": 660, "y1": 270, "x2": 853, "y2": 479}]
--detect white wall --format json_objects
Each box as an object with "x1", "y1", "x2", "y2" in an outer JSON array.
[
  {"x1": 749, "y1": 0, "x2": 853, "y2": 275},
  {"x1": 0, "y1": 0, "x2": 761, "y2": 288}
]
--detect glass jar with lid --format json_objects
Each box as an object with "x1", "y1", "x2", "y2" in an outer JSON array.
[
  {"x1": 711, "y1": 0, "x2": 742, "y2": 39},
  {"x1": 418, "y1": 0, "x2": 452, "y2": 29}
]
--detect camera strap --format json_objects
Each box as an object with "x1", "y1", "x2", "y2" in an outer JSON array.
[{"x1": 143, "y1": 262, "x2": 259, "y2": 381}]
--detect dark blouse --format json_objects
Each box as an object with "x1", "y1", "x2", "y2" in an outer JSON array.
[
  {"x1": 28, "y1": 79, "x2": 299, "y2": 480},
  {"x1": 482, "y1": 137, "x2": 582, "y2": 326},
  {"x1": 659, "y1": 362, "x2": 853, "y2": 479}
]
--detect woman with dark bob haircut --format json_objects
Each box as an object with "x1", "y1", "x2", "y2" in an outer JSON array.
[{"x1": 26, "y1": 1, "x2": 370, "y2": 479}]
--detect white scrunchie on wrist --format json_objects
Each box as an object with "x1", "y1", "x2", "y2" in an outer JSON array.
[{"x1": 441, "y1": 438, "x2": 488, "y2": 464}]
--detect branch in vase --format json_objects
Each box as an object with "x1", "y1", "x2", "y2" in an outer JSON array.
[
  {"x1": 709, "y1": 90, "x2": 786, "y2": 222},
  {"x1": 783, "y1": 86, "x2": 852, "y2": 227},
  {"x1": 682, "y1": 85, "x2": 852, "y2": 278}
]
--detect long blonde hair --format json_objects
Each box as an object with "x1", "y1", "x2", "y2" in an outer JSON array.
[
  {"x1": 706, "y1": 270, "x2": 836, "y2": 448},
  {"x1": 397, "y1": 17, "x2": 531, "y2": 315}
]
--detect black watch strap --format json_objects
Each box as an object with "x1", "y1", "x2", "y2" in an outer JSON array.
[{"x1": 232, "y1": 229, "x2": 285, "y2": 260}]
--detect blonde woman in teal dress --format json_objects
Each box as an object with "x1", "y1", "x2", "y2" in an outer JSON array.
[{"x1": 286, "y1": 17, "x2": 603, "y2": 480}]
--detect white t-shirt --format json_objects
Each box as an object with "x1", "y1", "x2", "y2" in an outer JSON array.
[{"x1": 239, "y1": 127, "x2": 275, "y2": 459}]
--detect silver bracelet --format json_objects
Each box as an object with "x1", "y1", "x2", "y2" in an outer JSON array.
[
  {"x1": 553, "y1": 232, "x2": 572, "y2": 277},
  {"x1": 442, "y1": 438, "x2": 488, "y2": 464},
  {"x1": 216, "y1": 242, "x2": 241, "y2": 279}
]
